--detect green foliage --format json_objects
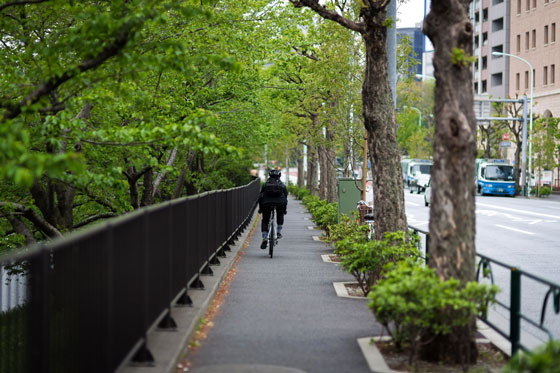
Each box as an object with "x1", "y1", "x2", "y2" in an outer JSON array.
[
  {"x1": 503, "y1": 340, "x2": 560, "y2": 373},
  {"x1": 450, "y1": 47, "x2": 476, "y2": 68},
  {"x1": 369, "y1": 261, "x2": 499, "y2": 364},
  {"x1": 0, "y1": 305, "x2": 28, "y2": 371},
  {"x1": 287, "y1": 185, "x2": 311, "y2": 200},
  {"x1": 328, "y1": 214, "x2": 369, "y2": 243},
  {"x1": 340, "y1": 231, "x2": 421, "y2": 294}
]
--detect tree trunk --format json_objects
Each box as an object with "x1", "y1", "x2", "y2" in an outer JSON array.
[
  {"x1": 308, "y1": 146, "x2": 319, "y2": 196},
  {"x1": 363, "y1": 21, "x2": 408, "y2": 239},
  {"x1": 326, "y1": 125, "x2": 338, "y2": 203},
  {"x1": 318, "y1": 143, "x2": 327, "y2": 200},
  {"x1": 141, "y1": 167, "x2": 154, "y2": 207},
  {"x1": 297, "y1": 146, "x2": 305, "y2": 188},
  {"x1": 306, "y1": 144, "x2": 314, "y2": 193},
  {"x1": 30, "y1": 178, "x2": 74, "y2": 230},
  {"x1": 174, "y1": 166, "x2": 188, "y2": 199},
  {"x1": 423, "y1": 0, "x2": 478, "y2": 363}
]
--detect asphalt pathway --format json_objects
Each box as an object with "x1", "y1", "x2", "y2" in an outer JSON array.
[{"x1": 188, "y1": 196, "x2": 382, "y2": 373}]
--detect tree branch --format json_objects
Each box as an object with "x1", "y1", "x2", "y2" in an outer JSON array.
[
  {"x1": 6, "y1": 215, "x2": 36, "y2": 246},
  {"x1": 0, "y1": 0, "x2": 48, "y2": 12},
  {"x1": 289, "y1": 0, "x2": 365, "y2": 33},
  {"x1": 152, "y1": 146, "x2": 178, "y2": 197},
  {"x1": 0, "y1": 202, "x2": 62, "y2": 238},
  {"x1": 72, "y1": 213, "x2": 117, "y2": 229},
  {"x1": 2, "y1": 27, "x2": 132, "y2": 121}
]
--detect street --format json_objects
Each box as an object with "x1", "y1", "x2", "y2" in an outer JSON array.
[{"x1": 405, "y1": 191, "x2": 560, "y2": 348}]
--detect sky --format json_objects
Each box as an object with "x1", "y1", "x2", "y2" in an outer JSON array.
[{"x1": 396, "y1": 0, "x2": 427, "y2": 28}]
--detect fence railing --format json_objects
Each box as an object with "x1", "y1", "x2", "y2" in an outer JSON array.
[
  {"x1": 409, "y1": 225, "x2": 560, "y2": 356},
  {"x1": 0, "y1": 178, "x2": 260, "y2": 373}
]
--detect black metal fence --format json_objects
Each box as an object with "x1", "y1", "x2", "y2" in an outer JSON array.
[
  {"x1": 409, "y1": 225, "x2": 560, "y2": 356},
  {"x1": 0, "y1": 179, "x2": 260, "y2": 373}
]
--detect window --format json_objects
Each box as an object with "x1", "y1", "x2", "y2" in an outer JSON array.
[
  {"x1": 475, "y1": 59, "x2": 479, "y2": 71},
  {"x1": 482, "y1": 79, "x2": 488, "y2": 93},
  {"x1": 492, "y1": 45, "x2": 504, "y2": 57},
  {"x1": 545, "y1": 0, "x2": 550, "y2": 4},
  {"x1": 533, "y1": 0, "x2": 537, "y2": 8},
  {"x1": 532, "y1": 29, "x2": 536, "y2": 48},
  {"x1": 533, "y1": 69, "x2": 536, "y2": 87},
  {"x1": 525, "y1": 70, "x2": 529, "y2": 89},
  {"x1": 526, "y1": 31, "x2": 530, "y2": 49},
  {"x1": 482, "y1": 56, "x2": 488, "y2": 69},
  {"x1": 492, "y1": 73, "x2": 503, "y2": 87},
  {"x1": 492, "y1": 0, "x2": 504, "y2": 4},
  {"x1": 545, "y1": 25, "x2": 549, "y2": 44},
  {"x1": 483, "y1": 8, "x2": 488, "y2": 22},
  {"x1": 492, "y1": 18, "x2": 504, "y2": 32},
  {"x1": 475, "y1": 34, "x2": 480, "y2": 46},
  {"x1": 544, "y1": 66, "x2": 548, "y2": 85},
  {"x1": 516, "y1": 73, "x2": 520, "y2": 90},
  {"x1": 474, "y1": 82, "x2": 479, "y2": 93},
  {"x1": 482, "y1": 32, "x2": 488, "y2": 45},
  {"x1": 552, "y1": 64, "x2": 556, "y2": 84},
  {"x1": 517, "y1": 34, "x2": 521, "y2": 52},
  {"x1": 517, "y1": 0, "x2": 522, "y2": 13},
  {"x1": 552, "y1": 23, "x2": 556, "y2": 43},
  {"x1": 526, "y1": 0, "x2": 530, "y2": 10},
  {"x1": 475, "y1": 11, "x2": 480, "y2": 23}
]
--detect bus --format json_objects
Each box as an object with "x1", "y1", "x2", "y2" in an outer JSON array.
[{"x1": 475, "y1": 159, "x2": 515, "y2": 196}]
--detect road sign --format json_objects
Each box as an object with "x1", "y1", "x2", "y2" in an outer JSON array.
[
  {"x1": 502, "y1": 133, "x2": 511, "y2": 141},
  {"x1": 500, "y1": 141, "x2": 512, "y2": 148}
]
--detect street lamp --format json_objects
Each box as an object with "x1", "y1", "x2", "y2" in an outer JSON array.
[
  {"x1": 404, "y1": 106, "x2": 422, "y2": 127},
  {"x1": 492, "y1": 51, "x2": 534, "y2": 190}
]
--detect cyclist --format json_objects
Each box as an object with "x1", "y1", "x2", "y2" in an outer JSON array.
[{"x1": 258, "y1": 168, "x2": 288, "y2": 249}]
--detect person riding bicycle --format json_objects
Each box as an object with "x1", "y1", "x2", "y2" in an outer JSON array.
[{"x1": 258, "y1": 168, "x2": 288, "y2": 249}]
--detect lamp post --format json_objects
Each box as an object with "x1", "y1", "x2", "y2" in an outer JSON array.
[
  {"x1": 404, "y1": 106, "x2": 422, "y2": 127},
  {"x1": 492, "y1": 51, "x2": 534, "y2": 191}
]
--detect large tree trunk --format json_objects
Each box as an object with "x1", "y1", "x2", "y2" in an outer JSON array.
[
  {"x1": 297, "y1": 145, "x2": 305, "y2": 188},
  {"x1": 30, "y1": 178, "x2": 74, "y2": 230},
  {"x1": 363, "y1": 20, "x2": 407, "y2": 240},
  {"x1": 423, "y1": 0, "x2": 478, "y2": 364},
  {"x1": 307, "y1": 146, "x2": 319, "y2": 196}
]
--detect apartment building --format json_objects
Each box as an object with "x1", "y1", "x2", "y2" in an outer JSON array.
[
  {"x1": 510, "y1": 0, "x2": 560, "y2": 117},
  {"x1": 472, "y1": 0, "x2": 511, "y2": 99},
  {"x1": 397, "y1": 26, "x2": 424, "y2": 78}
]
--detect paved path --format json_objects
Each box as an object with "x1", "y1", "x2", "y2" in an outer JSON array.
[{"x1": 187, "y1": 197, "x2": 382, "y2": 373}]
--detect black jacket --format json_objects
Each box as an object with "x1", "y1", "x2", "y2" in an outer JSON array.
[{"x1": 258, "y1": 177, "x2": 288, "y2": 208}]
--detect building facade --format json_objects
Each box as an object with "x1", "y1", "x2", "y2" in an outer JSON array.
[
  {"x1": 509, "y1": 0, "x2": 560, "y2": 117},
  {"x1": 397, "y1": 27, "x2": 424, "y2": 78},
  {"x1": 471, "y1": 0, "x2": 511, "y2": 99}
]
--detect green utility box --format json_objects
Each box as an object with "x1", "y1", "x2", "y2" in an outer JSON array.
[{"x1": 337, "y1": 178, "x2": 361, "y2": 222}]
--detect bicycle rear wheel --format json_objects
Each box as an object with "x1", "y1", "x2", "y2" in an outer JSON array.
[{"x1": 268, "y1": 212, "x2": 275, "y2": 258}]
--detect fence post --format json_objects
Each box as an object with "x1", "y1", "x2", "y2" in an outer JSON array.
[{"x1": 510, "y1": 268, "x2": 521, "y2": 356}]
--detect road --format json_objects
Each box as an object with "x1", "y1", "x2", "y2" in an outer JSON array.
[{"x1": 404, "y1": 190, "x2": 560, "y2": 348}]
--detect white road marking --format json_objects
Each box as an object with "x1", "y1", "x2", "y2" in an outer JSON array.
[
  {"x1": 477, "y1": 202, "x2": 560, "y2": 219},
  {"x1": 406, "y1": 201, "x2": 420, "y2": 206},
  {"x1": 476, "y1": 209, "x2": 542, "y2": 224},
  {"x1": 495, "y1": 224, "x2": 535, "y2": 235}
]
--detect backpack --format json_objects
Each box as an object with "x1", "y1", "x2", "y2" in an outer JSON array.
[{"x1": 264, "y1": 178, "x2": 283, "y2": 198}]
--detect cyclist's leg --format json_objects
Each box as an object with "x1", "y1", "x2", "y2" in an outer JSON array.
[
  {"x1": 261, "y1": 205, "x2": 271, "y2": 249},
  {"x1": 276, "y1": 204, "x2": 286, "y2": 238}
]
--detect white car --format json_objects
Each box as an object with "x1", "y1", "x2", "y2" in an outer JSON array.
[
  {"x1": 424, "y1": 179, "x2": 432, "y2": 206},
  {"x1": 411, "y1": 173, "x2": 431, "y2": 194}
]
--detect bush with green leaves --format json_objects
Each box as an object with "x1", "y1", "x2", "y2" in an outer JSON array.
[
  {"x1": 503, "y1": 340, "x2": 560, "y2": 373},
  {"x1": 287, "y1": 185, "x2": 311, "y2": 200},
  {"x1": 340, "y1": 231, "x2": 421, "y2": 294},
  {"x1": 313, "y1": 202, "x2": 338, "y2": 231},
  {"x1": 369, "y1": 260, "x2": 499, "y2": 365},
  {"x1": 328, "y1": 214, "x2": 369, "y2": 243}
]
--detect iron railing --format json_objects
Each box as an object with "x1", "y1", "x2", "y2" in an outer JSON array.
[
  {"x1": 409, "y1": 225, "x2": 560, "y2": 356},
  {"x1": 0, "y1": 179, "x2": 260, "y2": 373}
]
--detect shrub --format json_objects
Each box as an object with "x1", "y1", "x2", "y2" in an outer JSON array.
[
  {"x1": 313, "y1": 202, "x2": 338, "y2": 232},
  {"x1": 540, "y1": 186, "x2": 552, "y2": 196},
  {"x1": 368, "y1": 261, "x2": 499, "y2": 365},
  {"x1": 287, "y1": 185, "x2": 311, "y2": 200},
  {"x1": 503, "y1": 340, "x2": 560, "y2": 373},
  {"x1": 340, "y1": 231, "x2": 421, "y2": 294},
  {"x1": 328, "y1": 214, "x2": 369, "y2": 243}
]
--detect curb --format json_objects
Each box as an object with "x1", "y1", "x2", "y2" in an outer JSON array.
[{"x1": 119, "y1": 210, "x2": 259, "y2": 373}]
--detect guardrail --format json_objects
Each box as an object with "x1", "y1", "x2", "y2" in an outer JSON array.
[
  {"x1": 409, "y1": 225, "x2": 560, "y2": 356},
  {"x1": 0, "y1": 178, "x2": 260, "y2": 373}
]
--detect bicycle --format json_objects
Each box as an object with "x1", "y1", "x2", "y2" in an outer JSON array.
[{"x1": 267, "y1": 209, "x2": 278, "y2": 258}]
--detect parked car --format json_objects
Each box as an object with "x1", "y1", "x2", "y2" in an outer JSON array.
[{"x1": 424, "y1": 179, "x2": 431, "y2": 207}]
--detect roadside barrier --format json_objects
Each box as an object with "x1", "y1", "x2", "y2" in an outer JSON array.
[
  {"x1": 409, "y1": 225, "x2": 560, "y2": 356},
  {"x1": 0, "y1": 179, "x2": 260, "y2": 373}
]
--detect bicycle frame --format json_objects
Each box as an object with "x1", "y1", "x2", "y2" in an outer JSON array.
[{"x1": 268, "y1": 209, "x2": 276, "y2": 258}]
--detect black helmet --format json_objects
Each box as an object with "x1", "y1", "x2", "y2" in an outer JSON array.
[{"x1": 269, "y1": 169, "x2": 281, "y2": 178}]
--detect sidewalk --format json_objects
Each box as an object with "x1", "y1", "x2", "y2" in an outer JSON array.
[{"x1": 186, "y1": 196, "x2": 382, "y2": 373}]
